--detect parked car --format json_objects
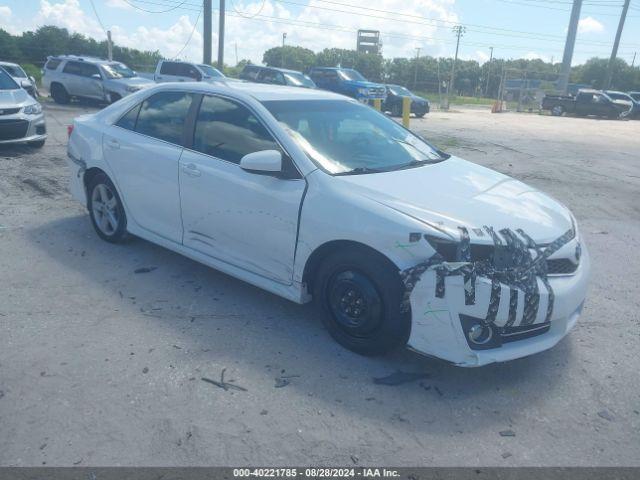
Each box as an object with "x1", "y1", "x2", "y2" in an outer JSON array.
[
  {"x1": 0, "y1": 61, "x2": 38, "y2": 98},
  {"x1": 605, "y1": 90, "x2": 640, "y2": 119},
  {"x1": 307, "y1": 67, "x2": 386, "y2": 102},
  {"x1": 42, "y1": 55, "x2": 154, "y2": 104},
  {"x1": 629, "y1": 92, "x2": 640, "y2": 102},
  {"x1": 239, "y1": 65, "x2": 315, "y2": 89},
  {"x1": 154, "y1": 60, "x2": 227, "y2": 83},
  {"x1": 66, "y1": 82, "x2": 589, "y2": 367},
  {"x1": 0, "y1": 67, "x2": 46, "y2": 147},
  {"x1": 383, "y1": 84, "x2": 429, "y2": 118},
  {"x1": 541, "y1": 89, "x2": 629, "y2": 118}
]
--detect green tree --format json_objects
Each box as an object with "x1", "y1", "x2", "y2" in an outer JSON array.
[{"x1": 263, "y1": 45, "x2": 316, "y2": 71}]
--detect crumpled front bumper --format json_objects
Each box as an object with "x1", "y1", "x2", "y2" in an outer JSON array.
[
  {"x1": 405, "y1": 238, "x2": 590, "y2": 367},
  {"x1": 0, "y1": 112, "x2": 47, "y2": 145}
]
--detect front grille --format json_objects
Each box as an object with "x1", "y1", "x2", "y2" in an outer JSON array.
[
  {"x1": 547, "y1": 258, "x2": 578, "y2": 274},
  {"x1": 0, "y1": 108, "x2": 21, "y2": 116},
  {"x1": 500, "y1": 322, "x2": 551, "y2": 343},
  {"x1": 0, "y1": 119, "x2": 29, "y2": 140}
]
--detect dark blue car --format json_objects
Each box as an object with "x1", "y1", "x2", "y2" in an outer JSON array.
[
  {"x1": 307, "y1": 67, "x2": 386, "y2": 102},
  {"x1": 383, "y1": 85, "x2": 430, "y2": 118}
]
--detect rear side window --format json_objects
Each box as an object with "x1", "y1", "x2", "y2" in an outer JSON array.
[
  {"x1": 116, "y1": 104, "x2": 141, "y2": 131},
  {"x1": 258, "y1": 70, "x2": 285, "y2": 85},
  {"x1": 160, "y1": 61, "x2": 179, "y2": 75},
  {"x1": 62, "y1": 61, "x2": 83, "y2": 75},
  {"x1": 135, "y1": 92, "x2": 194, "y2": 145},
  {"x1": 45, "y1": 59, "x2": 62, "y2": 70},
  {"x1": 80, "y1": 63, "x2": 100, "y2": 78},
  {"x1": 240, "y1": 66, "x2": 260, "y2": 80},
  {"x1": 193, "y1": 95, "x2": 279, "y2": 163}
]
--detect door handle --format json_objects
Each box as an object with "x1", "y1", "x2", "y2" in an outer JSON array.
[
  {"x1": 105, "y1": 138, "x2": 120, "y2": 150},
  {"x1": 182, "y1": 163, "x2": 201, "y2": 177}
]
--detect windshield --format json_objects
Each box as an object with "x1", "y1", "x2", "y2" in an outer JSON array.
[
  {"x1": 263, "y1": 99, "x2": 447, "y2": 175},
  {"x1": 337, "y1": 69, "x2": 366, "y2": 82},
  {"x1": 101, "y1": 62, "x2": 136, "y2": 79},
  {"x1": 284, "y1": 72, "x2": 315, "y2": 88},
  {"x1": 1, "y1": 64, "x2": 27, "y2": 78},
  {"x1": 198, "y1": 64, "x2": 225, "y2": 78},
  {"x1": 389, "y1": 85, "x2": 412, "y2": 96},
  {"x1": 0, "y1": 68, "x2": 20, "y2": 90}
]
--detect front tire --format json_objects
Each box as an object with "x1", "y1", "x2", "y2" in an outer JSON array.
[
  {"x1": 87, "y1": 173, "x2": 128, "y2": 243},
  {"x1": 314, "y1": 248, "x2": 410, "y2": 356},
  {"x1": 51, "y1": 83, "x2": 70, "y2": 104}
]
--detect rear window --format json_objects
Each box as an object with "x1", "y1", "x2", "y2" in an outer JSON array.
[{"x1": 45, "y1": 59, "x2": 62, "y2": 70}]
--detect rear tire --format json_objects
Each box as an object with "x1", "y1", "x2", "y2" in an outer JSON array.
[
  {"x1": 87, "y1": 173, "x2": 128, "y2": 243},
  {"x1": 314, "y1": 248, "x2": 410, "y2": 356},
  {"x1": 51, "y1": 83, "x2": 70, "y2": 104},
  {"x1": 391, "y1": 103, "x2": 402, "y2": 117},
  {"x1": 108, "y1": 92, "x2": 122, "y2": 104}
]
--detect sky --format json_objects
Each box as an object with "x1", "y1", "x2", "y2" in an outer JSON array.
[{"x1": 1, "y1": 0, "x2": 639, "y2": 68}]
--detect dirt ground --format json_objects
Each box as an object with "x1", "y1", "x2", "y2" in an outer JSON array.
[{"x1": 0, "y1": 103, "x2": 639, "y2": 467}]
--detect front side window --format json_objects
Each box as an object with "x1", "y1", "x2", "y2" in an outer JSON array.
[
  {"x1": 263, "y1": 99, "x2": 447, "y2": 175},
  {"x1": 160, "y1": 62, "x2": 179, "y2": 75},
  {"x1": 62, "y1": 61, "x2": 83, "y2": 76},
  {"x1": 80, "y1": 63, "x2": 101, "y2": 78},
  {"x1": 193, "y1": 95, "x2": 279, "y2": 164},
  {"x1": 198, "y1": 64, "x2": 224, "y2": 78},
  {"x1": 259, "y1": 70, "x2": 285, "y2": 85},
  {"x1": 1, "y1": 65, "x2": 27, "y2": 78},
  {"x1": 284, "y1": 72, "x2": 315, "y2": 88},
  {"x1": 135, "y1": 92, "x2": 194, "y2": 145}
]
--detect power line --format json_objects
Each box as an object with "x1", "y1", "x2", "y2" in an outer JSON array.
[
  {"x1": 88, "y1": 0, "x2": 109, "y2": 35},
  {"x1": 123, "y1": 0, "x2": 190, "y2": 13},
  {"x1": 172, "y1": 3, "x2": 202, "y2": 58}
]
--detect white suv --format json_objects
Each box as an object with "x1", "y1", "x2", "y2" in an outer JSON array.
[
  {"x1": 154, "y1": 60, "x2": 227, "y2": 84},
  {"x1": 42, "y1": 55, "x2": 154, "y2": 104}
]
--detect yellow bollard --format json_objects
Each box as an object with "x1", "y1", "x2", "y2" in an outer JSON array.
[
  {"x1": 373, "y1": 98, "x2": 382, "y2": 111},
  {"x1": 402, "y1": 96, "x2": 411, "y2": 128}
]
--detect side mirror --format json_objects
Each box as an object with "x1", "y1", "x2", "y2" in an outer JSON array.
[
  {"x1": 240, "y1": 150, "x2": 282, "y2": 174},
  {"x1": 20, "y1": 80, "x2": 32, "y2": 89},
  {"x1": 91, "y1": 73, "x2": 101, "y2": 80}
]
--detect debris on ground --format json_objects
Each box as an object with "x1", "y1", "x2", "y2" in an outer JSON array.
[
  {"x1": 373, "y1": 371, "x2": 430, "y2": 386},
  {"x1": 201, "y1": 368, "x2": 247, "y2": 392},
  {"x1": 142, "y1": 367, "x2": 149, "y2": 374},
  {"x1": 134, "y1": 267, "x2": 157, "y2": 274},
  {"x1": 275, "y1": 377, "x2": 290, "y2": 388},
  {"x1": 502, "y1": 452, "x2": 513, "y2": 459},
  {"x1": 597, "y1": 409, "x2": 614, "y2": 422},
  {"x1": 499, "y1": 430, "x2": 516, "y2": 437}
]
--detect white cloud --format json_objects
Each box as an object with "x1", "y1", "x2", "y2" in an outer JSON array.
[
  {"x1": 523, "y1": 51, "x2": 549, "y2": 62},
  {"x1": 578, "y1": 16, "x2": 604, "y2": 34},
  {"x1": 0, "y1": 5, "x2": 11, "y2": 18},
  {"x1": 475, "y1": 50, "x2": 490, "y2": 64},
  {"x1": 105, "y1": 0, "x2": 133, "y2": 9}
]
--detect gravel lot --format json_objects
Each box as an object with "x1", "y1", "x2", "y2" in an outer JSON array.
[{"x1": 1, "y1": 102, "x2": 638, "y2": 467}]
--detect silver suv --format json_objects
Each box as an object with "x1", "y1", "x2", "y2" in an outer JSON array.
[{"x1": 42, "y1": 55, "x2": 154, "y2": 104}]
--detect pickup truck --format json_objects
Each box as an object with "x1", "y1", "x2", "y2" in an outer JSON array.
[
  {"x1": 307, "y1": 67, "x2": 386, "y2": 102},
  {"x1": 541, "y1": 89, "x2": 630, "y2": 119}
]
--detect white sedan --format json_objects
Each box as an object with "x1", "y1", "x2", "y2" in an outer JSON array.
[{"x1": 66, "y1": 82, "x2": 589, "y2": 366}]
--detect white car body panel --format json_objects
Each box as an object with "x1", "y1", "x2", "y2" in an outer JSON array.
[{"x1": 66, "y1": 82, "x2": 590, "y2": 366}]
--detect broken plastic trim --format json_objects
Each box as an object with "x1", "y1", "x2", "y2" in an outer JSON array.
[{"x1": 400, "y1": 225, "x2": 576, "y2": 332}]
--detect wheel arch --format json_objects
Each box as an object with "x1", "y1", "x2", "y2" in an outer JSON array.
[
  {"x1": 83, "y1": 167, "x2": 110, "y2": 207},
  {"x1": 301, "y1": 239, "x2": 401, "y2": 296}
]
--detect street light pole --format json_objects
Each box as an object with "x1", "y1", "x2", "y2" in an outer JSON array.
[
  {"x1": 557, "y1": 0, "x2": 582, "y2": 94},
  {"x1": 217, "y1": 0, "x2": 225, "y2": 70},
  {"x1": 447, "y1": 25, "x2": 465, "y2": 107},
  {"x1": 484, "y1": 46, "x2": 493, "y2": 97},
  {"x1": 203, "y1": 0, "x2": 212, "y2": 64},
  {"x1": 281, "y1": 32, "x2": 287, "y2": 67},
  {"x1": 413, "y1": 47, "x2": 421, "y2": 89}
]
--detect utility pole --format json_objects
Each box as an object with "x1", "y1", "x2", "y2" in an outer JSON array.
[
  {"x1": 107, "y1": 30, "x2": 113, "y2": 61},
  {"x1": 447, "y1": 25, "x2": 465, "y2": 107},
  {"x1": 281, "y1": 32, "x2": 287, "y2": 67},
  {"x1": 632, "y1": 52, "x2": 637, "y2": 68},
  {"x1": 203, "y1": 0, "x2": 212, "y2": 64},
  {"x1": 235, "y1": 42, "x2": 238, "y2": 65},
  {"x1": 413, "y1": 47, "x2": 421, "y2": 89},
  {"x1": 558, "y1": 0, "x2": 582, "y2": 94},
  {"x1": 484, "y1": 46, "x2": 493, "y2": 97},
  {"x1": 604, "y1": 0, "x2": 631, "y2": 89},
  {"x1": 217, "y1": 0, "x2": 225, "y2": 71}
]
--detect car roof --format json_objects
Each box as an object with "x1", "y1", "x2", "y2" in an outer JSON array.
[
  {"x1": 310, "y1": 67, "x2": 351, "y2": 71},
  {"x1": 0, "y1": 61, "x2": 20, "y2": 67},
  {"x1": 242, "y1": 65, "x2": 304, "y2": 75},
  {"x1": 140, "y1": 81, "x2": 347, "y2": 102},
  {"x1": 51, "y1": 55, "x2": 120, "y2": 65}
]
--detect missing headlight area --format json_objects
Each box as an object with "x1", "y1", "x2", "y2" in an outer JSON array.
[{"x1": 400, "y1": 225, "x2": 576, "y2": 345}]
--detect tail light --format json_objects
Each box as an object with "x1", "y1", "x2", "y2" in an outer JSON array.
[{"x1": 67, "y1": 124, "x2": 74, "y2": 138}]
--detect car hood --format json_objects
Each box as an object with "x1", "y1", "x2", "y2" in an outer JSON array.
[
  {"x1": 336, "y1": 156, "x2": 573, "y2": 244},
  {"x1": 0, "y1": 88, "x2": 33, "y2": 108},
  {"x1": 108, "y1": 77, "x2": 155, "y2": 87},
  {"x1": 343, "y1": 80, "x2": 385, "y2": 90}
]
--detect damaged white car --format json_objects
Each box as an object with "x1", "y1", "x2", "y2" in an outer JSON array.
[{"x1": 67, "y1": 83, "x2": 589, "y2": 366}]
